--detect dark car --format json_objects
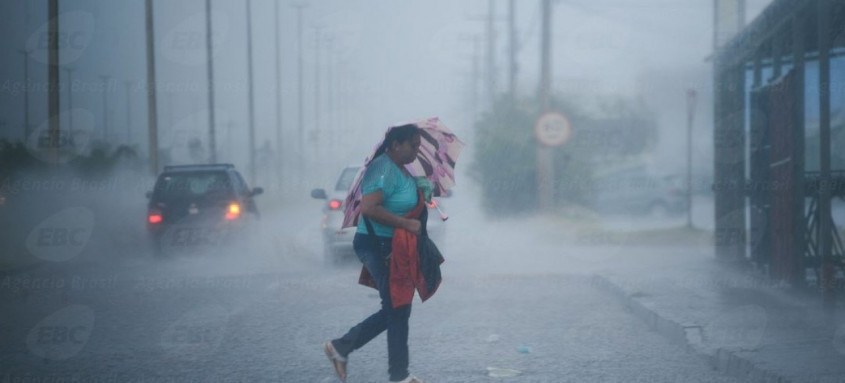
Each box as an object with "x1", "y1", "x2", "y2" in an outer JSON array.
[
  {"x1": 145, "y1": 164, "x2": 262, "y2": 256},
  {"x1": 311, "y1": 165, "x2": 447, "y2": 265}
]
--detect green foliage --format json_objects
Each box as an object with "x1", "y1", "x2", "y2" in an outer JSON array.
[
  {"x1": 0, "y1": 140, "x2": 144, "y2": 184},
  {"x1": 471, "y1": 98, "x2": 539, "y2": 215}
]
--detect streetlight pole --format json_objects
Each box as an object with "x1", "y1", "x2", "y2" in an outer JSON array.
[
  {"x1": 62, "y1": 67, "x2": 76, "y2": 134},
  {"x1": 274, "y1": 0, "x2": 283, "y2": 186},
  {"x1": 145, "y1": 0, "x2": 160, "y2": 175},
  {"x1": 17, "y1": 49, "x2": 32, "y2": 141},
  {"x1": 508, "y1": 0, "x2": 518, "y2": 101},
  {"x1": 245, "y1": 0, "x2": 257, "y2": 184},
  {"x1": 292, "y1": 3, "x2": 307, "y2": 187},
  {"x1": 313, "y1": 26, "x2": 323, "y2": 151},
  {"x1": 99, "y1": 75, "x2": 112, "y2": 142},
  {"x1": 473, "y1": 36, "x2": 481, "y2": 122},
  {"x1": 312, "y1": 25, "x2": 324, "y2": 182},
  {"x1": 537, "y1": 0, "x2": 554, "y2": 211},
  {"x1": 486, "y1": 0, "x2": 497, "y2": 107},
  {"x1": 47, "y1": 0, "x2": 60, "y2": 164},
  {"x1": 325, "y1": 33, "x2": 334, "y2": 151},
  {"x1": 125, "y1": 80, "x2": 133, "y2": 146},
  {"x1": 205, "y1": 0, "x2": 217, "y2": 163}
]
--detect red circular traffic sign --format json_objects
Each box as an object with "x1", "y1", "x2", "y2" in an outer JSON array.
[{"x1": 534, "y1": 112, "x2": 572, "y2": 147}]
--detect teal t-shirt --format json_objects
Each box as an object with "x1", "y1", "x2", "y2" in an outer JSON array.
[{"x1": 356, "y1": 154, "x2": 419, "y2": 237}]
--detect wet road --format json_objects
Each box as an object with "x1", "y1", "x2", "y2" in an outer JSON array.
[{"x1": 0, "y1": 192, "x2": 739, "y2": 383}]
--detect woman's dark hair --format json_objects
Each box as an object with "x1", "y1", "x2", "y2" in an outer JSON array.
[{"x1": 375, "y1": 124, "x2": 420, "y2": 156}]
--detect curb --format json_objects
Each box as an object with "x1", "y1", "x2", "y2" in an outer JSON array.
[{"x1": 591, "y1": 274, "x2": 792, "y2": 383}]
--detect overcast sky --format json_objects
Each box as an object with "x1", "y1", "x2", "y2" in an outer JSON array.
[{"x1": 0, "y1": 0, "x2": 774, "y2": 182}]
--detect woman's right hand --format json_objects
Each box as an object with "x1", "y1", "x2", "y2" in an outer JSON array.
[{"x1": 403, "y1": 218, "x2": 422, "y2": 235}]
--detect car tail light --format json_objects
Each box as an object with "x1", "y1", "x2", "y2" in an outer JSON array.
[
  {"x1": 148, "y1": 211, "x2": 163, "y2": 224},
  {"x1": 225, "y1": 202, "x2": 241, "y2": 220},
  {"x1": 328, "y1": 199, "x2": 342, "y2": 210}
]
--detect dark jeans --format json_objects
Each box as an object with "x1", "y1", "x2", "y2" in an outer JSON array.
[{"x1": 332, "y1": 233, "x2": 412, "y2": 382}]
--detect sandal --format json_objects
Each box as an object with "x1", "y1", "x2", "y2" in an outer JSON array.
[
  {"x1": 391, "y1": 376, "x2": 424, "y2": 383},
  {"x1": 323, "y1": 341, "x2": 348, "y2": 382}
]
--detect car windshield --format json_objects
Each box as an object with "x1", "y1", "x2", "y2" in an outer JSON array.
[
  {"x1": 335, "y1": 167, "x2": 360, "y2": 191},
  {"x1": 153, "y1": 171, "x2": 233, "y2": 202}
]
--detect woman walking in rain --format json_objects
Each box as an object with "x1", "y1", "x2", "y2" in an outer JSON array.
[{"x1": 324, "y1": 124, "x2": 425, "y2": 383}]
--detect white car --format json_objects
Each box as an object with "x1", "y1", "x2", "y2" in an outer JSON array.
[{"x1": 311, "y1": 166, "x2": 447, "y2": 264}]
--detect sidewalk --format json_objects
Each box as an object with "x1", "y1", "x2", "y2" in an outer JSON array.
[{"x1": 588, "y1": 242, "x2": 845, "y2": 383}]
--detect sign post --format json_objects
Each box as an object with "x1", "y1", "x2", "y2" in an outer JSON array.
[
  {"x1": 686, "y1": 89, "x2": 697, "y2": 229},
  {"x1": 535, "y1": 111, "x2": 572, "y2": 210}
]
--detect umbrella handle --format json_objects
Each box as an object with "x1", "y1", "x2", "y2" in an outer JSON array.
[{"x1": 434, "y1": 203, "x2": 448, "y2": 221}]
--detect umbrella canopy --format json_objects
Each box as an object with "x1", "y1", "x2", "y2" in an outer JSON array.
[{"x1": 341, "y1": 117, "x2": 464, "y2": 229}]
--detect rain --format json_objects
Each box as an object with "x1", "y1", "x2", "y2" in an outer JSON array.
[{"x1": 1, "y1": 0, "x2": 844, "y2": 382}]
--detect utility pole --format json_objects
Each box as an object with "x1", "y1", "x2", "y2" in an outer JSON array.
[
  {"x1": 292, "y1": 3, "x2": 307, "y2": 186},
  {"x1": 539, "y1": 0, "x2": 551, "y2": 112},
  {"x1": 205, "y1": 0, "x2": 217, "y2": 163},
  {"x1": 313, "y1": 26, "x2": 323, "y2": 151},
  {"x1": 17, "y1": 49, "x2": 32, "y2": 141},
  {"x1": 62, "y1": 67, "x2": 76, "y2": 134},
  {"x1": 274, "y1": 0, "x2": 283, "y2": 186},
  {"x1": 165, "y1": 92, "x2": 173, "y2": 131},
  {"x1": 486, "y1": 0, "x2": 497, "y2": 107},
  {"x1": 472, "y1": 36, "x2": 481, "y2": 122},
  {"x1": 100, "y1": 75, "x2": 111, "y2": 142},
  {"x1": 326, "y1": 34, "x2": 334, "y2": 151},
  {"x1": 245, "y1": 0, "x2": 257, "y2": 184},
  {"x1": 226, "y1": 119, "x2": 234, "y2": 160},
  {"x1": 537, "y1": 0, "x2": 554, "y2": 210},
  {"x1": 47, "y1": 0, "x2": 60, "y2": 164},
  {"x1": 125, "y1": 81, "x2": 133, "y2": 146},
  {"x1": 145, "y1": 0, "x2": 159, "y2": 175},
  {"x1": 508, "y1": 0, "x2": 518, "y2": 101},
  {"x1": 686, "y1": 89, "x2": 697, "y2": 229}
]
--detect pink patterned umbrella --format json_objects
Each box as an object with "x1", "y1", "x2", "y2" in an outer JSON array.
[{"x1": 341, "y1": 117, "x2": 465, "y2": 229}]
